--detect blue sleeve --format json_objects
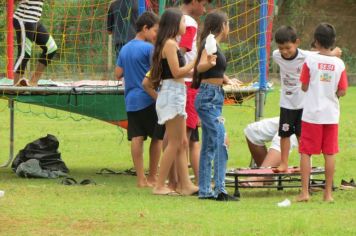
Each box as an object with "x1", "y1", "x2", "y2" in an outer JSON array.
[{"x1": 116, "y1": 51, "x2": 123, "y2": 68}]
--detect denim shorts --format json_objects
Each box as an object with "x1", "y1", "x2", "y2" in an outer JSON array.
[{"x1": 156, "y1": 79, "x2": 187, "y2": 124}]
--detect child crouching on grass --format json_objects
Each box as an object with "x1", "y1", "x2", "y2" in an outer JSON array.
[{"x1": 298, "y1": 23, "x2": 348, "y2": 202}]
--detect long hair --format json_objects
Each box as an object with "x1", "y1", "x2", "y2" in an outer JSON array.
[
  {"x1": 149, "y1": 8, "x2": 183, "y2": 89},
  {"x1": 191, "y1": 11, "x2": 228, "y2": 89}
]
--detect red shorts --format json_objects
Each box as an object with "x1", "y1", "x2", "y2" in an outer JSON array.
[
  {"x1": 185, "y1": 82, "x2": 199, "y2": 129},
  {"x1": 299, "y1": 121, "x2": 339, "y2": 155}
]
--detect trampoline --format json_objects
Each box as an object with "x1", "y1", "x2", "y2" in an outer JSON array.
[
  {"x1": 226, "y1": 167, "x2": 326, "y2": 198},
  {"x1": 0, "y1": 78, "x2": 259, "y2": 167}
]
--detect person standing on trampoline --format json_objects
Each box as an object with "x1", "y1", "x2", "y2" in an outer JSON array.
[
  {"x1": 192, "y1": 11, "x2": 237, "y2": 201},
  {"x1": 298, "y1": 23, "x2": 348, "y2": 202},
  {"x1": 13, "y1": 0, "x2": 57, "y2": 86}
]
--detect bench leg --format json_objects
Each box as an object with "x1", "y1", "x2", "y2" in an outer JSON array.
[{"x1": 234, "y1": 176, "x2": 241, "y2": 198}]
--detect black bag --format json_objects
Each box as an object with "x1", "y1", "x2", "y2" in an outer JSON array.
[{"x1": 12, "y1": 134, "x2": 69, "y2": 173}]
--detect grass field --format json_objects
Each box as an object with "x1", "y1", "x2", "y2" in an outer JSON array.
[{"x1": 1, "y1": 87, "x2": 356, "y2": 235}]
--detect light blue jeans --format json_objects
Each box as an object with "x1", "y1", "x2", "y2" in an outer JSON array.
[{"x1": 195, "y1": 83, "x2": 228, "y2": 198}]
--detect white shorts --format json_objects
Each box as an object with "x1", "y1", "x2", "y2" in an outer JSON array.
[
  {"x1": 244, "y1": 117, "x2": 280, "y2": 146},
  {"x1": 156, "y1": 79, "x2": 187, "y2": 125}
]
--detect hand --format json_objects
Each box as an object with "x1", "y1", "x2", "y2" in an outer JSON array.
[
  {"x1": 230, "y1": 78, "x2": 243, "y2": 86},
  {"x1": 332, "y1": 47, "x2": 342, "y2": 58},
  {"x1": 207, "y1": 55, "x2": 217, "y2": 66}
]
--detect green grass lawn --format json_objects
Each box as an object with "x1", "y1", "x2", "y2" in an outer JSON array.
[{"x1": 1, "y1": 87, "x2": 356, "y2": 235}]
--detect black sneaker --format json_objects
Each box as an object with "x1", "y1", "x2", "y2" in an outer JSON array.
[
  {"x1": 198, "y1": 196, "x2": 216, "y2": 200},
  {"x1": 216, "y1": 192, "x2": 239, "y2": 201}
]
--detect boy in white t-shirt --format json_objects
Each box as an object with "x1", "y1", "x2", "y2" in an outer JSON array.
[
  {"x1": 298, "y1": 23, "x2": 348, "y2": 202},
  {"x1": 272, "y1": 26, "x2": 313, "y2": 173},
  {"x1": 272, "y1": 26, "x2": 340, "y2": 173}
]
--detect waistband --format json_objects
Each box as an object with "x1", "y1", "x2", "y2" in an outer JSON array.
[
  {"x1": 199, "y1": 82, "x2": 224, "y2": 91},
  {"x1": 160, "y1": 79, "x2": 186, "y2": 90}
]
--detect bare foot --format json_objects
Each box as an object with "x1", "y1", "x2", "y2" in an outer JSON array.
[
  {"x1": 296, "y1": 194, "x2": 310, "y2": 202},
  {"x1": 137, "y1": 178, "x2": 153, "y2": 188},
  {"x1": 147, "y1": 176, "x2": 157, "y2": 187},
  {"x1": 272, "y1": 164, "x2": 289, "y2": 173},
  {"x1": 323, "y1": 195, "x2": 334, "y2": 202},
  {"x1": 28, "y1": 80, "x2": 37, "y2": 86},
  {"x1": 176, "y1": 184, "x2": 199, "y2": 196},
  {"x1": 137, "y1": 180, "x2": 151, "y2": 188},
  {"x1": 153, "y1": 186, "x2": 180, "y2": 196},
  {"x1": 14, "y1": 78, "x2": 29, "y2": 87}
]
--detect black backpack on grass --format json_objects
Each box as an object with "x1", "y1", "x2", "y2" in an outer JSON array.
[{"x1": 12, "y1": 134, "x2": 69, "y2": 173}]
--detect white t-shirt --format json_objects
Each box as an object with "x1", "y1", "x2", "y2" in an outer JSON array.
[
  {"x1": 244, "y1": 117, "x2": 298, "y2": 152},
  {"x1": 300, "y1": 53, "x2": 348, "y2": 124},
  {"x1": 273, "y1": 49, "x2": 315, "y2": 109},
  {"x1": 178, "y1": 15, "x2": 198, "y2": 82}
]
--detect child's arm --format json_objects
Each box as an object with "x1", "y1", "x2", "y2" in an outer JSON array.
[
  {"x1": 142, "y1": 73, "x2": 157, "y2": 100},
  {"x1": 336, "y1": 70, "x2": 348, "y2": 98},
  {"x1": 179, "y1": 26, "x2": 197, "y2": 54},
  {"x1": 331, "y1": 47, "x2": 342, "y2": 58},
  {"x1": 299, "y1": 63, "x2": 310, "y2": 92},
  {"x1": 115, "y1": 66, "x2": 123, "y2": 81},
  {"x1": 223, "y1": 74, "x2": 232, "y2": 85},
  {"x1": 197, "y1": 49, "x2": 217, "y2": 73},
  {"x1": 164, "y1": 39, "x2": 195, "y2": 78}
]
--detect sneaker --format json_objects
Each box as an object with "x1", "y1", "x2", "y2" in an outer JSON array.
[
  {"x1": 340, "y1": 179, "x2": 355, "y2": 190},
  {"x1": 198, "y1": 196, "x2": 216, "y2": 200},
  {"x1": 215, "y1": 192, "x2": 239, "y2": 201}
]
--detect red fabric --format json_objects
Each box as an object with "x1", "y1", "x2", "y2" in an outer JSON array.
[
  {"x1": 179, "y1": 26, "x2": 197, "y2": 52},
  {"x1": 185, "y1": 81, "x2": 199, "y2": 129},
  {"x1": 338, "y1": 70, "x2": 348, "y2": 90},
  {"x1": 299, "y1": 121, "x2": 339, "y2": 155},
  {"x1": 299, "y1": 63, "x2": 310, "y2": 84}
]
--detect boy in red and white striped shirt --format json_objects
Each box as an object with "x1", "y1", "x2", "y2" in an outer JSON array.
[{"x1": 298, "y1": 23, "x2": 348, "y2": 202}]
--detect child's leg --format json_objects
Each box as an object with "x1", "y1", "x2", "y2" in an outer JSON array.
[
  {"x1": 189, "y1": 139, "x2": 200, "y2": 185},
  {"x1": 198, "y1": 121, "x2": 214, "y2": 198},
  {"x1": 176, "y1": 138, "x2": 198, "y2": 195},
  {"x1": 153, "y1": 116, "x2": 185, "y2": 195},
  {"x1": 213, "y1": 116, "x2": 228, "y2": 196},
  {"x1": 147, "y1": 138, "x2": 162, "y2": 186},
  {"x1": 130, "y1": 136, "x2": 147, "y2": 187},
  {"x1": 276, "y1": 137, "x2": 290, "y2": 172},
  {"x1": 297, "y1": 153, "x2": 311, "y2": 202},
  {"x1": 323, "y1": 154, "x2": 335, "y2": 202},
  {"x1": 31, "y1": 22, "x2": 57, "y2": 85}
]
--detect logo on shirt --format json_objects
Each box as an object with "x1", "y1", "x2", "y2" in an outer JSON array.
[
  {"x1": 318, "y1": 63, "x2": 335, "y2": 71},
  {"x1": 320, "y1": 73, "x2": 332, "y2": 82}
]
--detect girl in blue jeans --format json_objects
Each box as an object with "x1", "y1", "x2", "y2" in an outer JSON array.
[{"x1": 192, "y1": 11, "x2": 237, "y2": 201}]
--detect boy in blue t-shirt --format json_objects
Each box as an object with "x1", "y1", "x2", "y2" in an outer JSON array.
[{"x1": 115, "y1": 12, "x2": 163, "y2": 188}]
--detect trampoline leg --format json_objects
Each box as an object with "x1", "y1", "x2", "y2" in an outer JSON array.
[
  {"x1": 277, "y1": 176, "x2": 283, "y2": 190},
  {"x1": 1, "y1": 99, "x2": 15, "y2": 168},
  {"x1": 234, "y1": 176, "x2": 241, "y2": 198}
]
